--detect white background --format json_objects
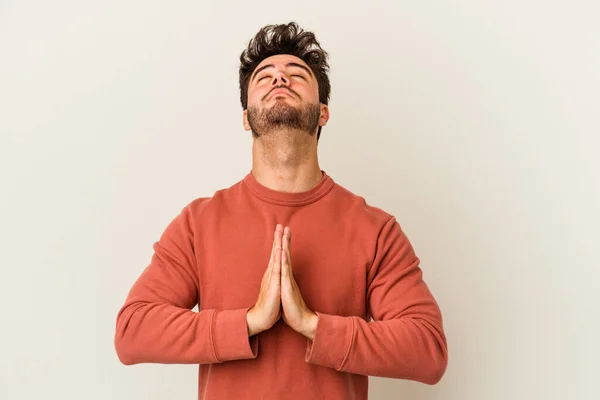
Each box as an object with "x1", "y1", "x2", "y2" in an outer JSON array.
[{"x1": 1, "y1": 1, "x2": 598, "y2": 399}]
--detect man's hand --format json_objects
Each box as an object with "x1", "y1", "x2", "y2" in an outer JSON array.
[
  {"x1": 246, "y1": 225, "x2": 283, "y2": 336},
  {"x1": 280, "y1": 226, "x2": 319, "y2": 340}
]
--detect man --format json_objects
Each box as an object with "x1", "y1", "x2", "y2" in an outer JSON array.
[{"x1": 115, "y1": 22, "x2": 448, "y2": 399}]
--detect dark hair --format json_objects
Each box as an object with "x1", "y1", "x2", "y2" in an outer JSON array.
[{"x1": 239, "y1": 22, "x2": 331, "y2": 141}]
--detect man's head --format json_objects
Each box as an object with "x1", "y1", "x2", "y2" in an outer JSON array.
[{"x1": 239, "y1": 22, "x2": 331, "y2": 142}]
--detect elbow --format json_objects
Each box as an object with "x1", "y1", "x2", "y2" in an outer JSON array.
[
  {"x1": 414, "y1": 317, "x2": 448, "y2": 385},
  {"x1": 114, "y1": 341, "x2": 133, "y2": 365},
  {"x1": 422, "y1": 360, "x2": 447, "y2": 385},
  {"x1": 422, "y1": 342, "x2": 448, "y2": 385},
  {"x1": 114, "y1": 309, "x2": 141, "y2": 366},
  {"x1": 114, "y1": 331, "x2": 137, "y2": 365},
  {"x1": 114, "y1": 301, "x2": 159, "y2": 365}
]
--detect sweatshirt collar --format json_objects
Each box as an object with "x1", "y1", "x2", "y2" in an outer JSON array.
[{"x1": 242, "y1": 169, "x2": 335, "y2": 206}]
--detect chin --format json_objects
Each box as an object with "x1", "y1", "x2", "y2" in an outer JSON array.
[
  {"x1": 268, "y1": 99, "x2": 294, "y2": 108},
  {"x1": 268, "y1": 101, "x2": 296, "y2": 111}
]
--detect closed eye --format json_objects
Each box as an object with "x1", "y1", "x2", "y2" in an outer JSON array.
[{"x1": 257, "y1": 74, "x2": 304, "y2": 82}]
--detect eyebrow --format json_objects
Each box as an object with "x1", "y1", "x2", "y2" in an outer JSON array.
[{"x1": 251, "y1": 62, "x2": 313, "y2": 82}]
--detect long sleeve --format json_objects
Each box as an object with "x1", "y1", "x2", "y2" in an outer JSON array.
[
  {"x1": 114, "y1": 204, "x2": 258, "y2": 365},
  {"x1": 305, "y1": 216, "x2": 448, "y2": 384}
]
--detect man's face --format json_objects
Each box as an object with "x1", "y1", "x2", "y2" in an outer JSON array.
[{"x1": 243, "y1": 54, "x2": 329, "y2": 138}]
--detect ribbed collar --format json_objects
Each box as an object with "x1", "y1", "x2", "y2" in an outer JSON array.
[{"x1": 242, "y1": 169, "x2": 335, "y2": 206}]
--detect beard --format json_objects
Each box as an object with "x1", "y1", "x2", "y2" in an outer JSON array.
[{"x1": 247, "y1": 99, "x2": 321, "y2": 138}]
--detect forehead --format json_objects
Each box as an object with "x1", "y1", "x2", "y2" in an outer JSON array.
[{"x1": 254, "y1": 54, "x2": 309, "y2": 71}]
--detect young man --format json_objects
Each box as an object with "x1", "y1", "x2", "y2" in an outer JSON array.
[{"x1": 115, "y1": 22, "x2": 448, "y2": 399}]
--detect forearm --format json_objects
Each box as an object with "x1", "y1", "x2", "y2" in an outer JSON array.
[
  {"x1": 305, "y1": 312, "x2": 447, "y2": 384},
  {"x1": 115, "y1": 302, "x2": 257, "y2": 365}
]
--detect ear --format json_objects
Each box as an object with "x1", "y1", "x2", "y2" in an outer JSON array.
[
  {"x1": 319, "y1": 104, "x2": 330, "y2": 127},
  {"x1": 243, "y1": 109, "x2": 251, "y2": 131}
]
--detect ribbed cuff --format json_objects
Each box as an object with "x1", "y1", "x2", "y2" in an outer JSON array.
[
  {"x1": 212, "y1": 307, "x2": 259, "y2": 362},
  {"x1": 305, "y1": 312, "x2": 354, "y2": 370}
]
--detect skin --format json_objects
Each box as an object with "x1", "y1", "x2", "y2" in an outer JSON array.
[
  {"x1": 243, "y1": 54, "x2": 329, "y2": 193},
  {"x1": 244, "y1": 54, "x2": 330, "y2": 340}
]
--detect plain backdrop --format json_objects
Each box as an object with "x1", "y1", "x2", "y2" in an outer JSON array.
[{"x1": 1, "y1": 1, "x2": 598, "y2": 399}]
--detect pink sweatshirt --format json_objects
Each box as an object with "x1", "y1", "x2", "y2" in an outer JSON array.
[{"x1": 114, "y1": 170, "x2": 448, "y2": 399}]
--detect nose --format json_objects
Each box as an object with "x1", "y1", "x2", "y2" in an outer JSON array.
[{"x1": 271, "y1": 71, "x2": 290, "y2": 87}]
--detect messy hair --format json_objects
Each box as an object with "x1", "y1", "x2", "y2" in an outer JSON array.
[{"x1": 239, "y1": 22, "x2": 331, "y2": 141}]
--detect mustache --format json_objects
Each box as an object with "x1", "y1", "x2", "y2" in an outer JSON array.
[{"x1": 263, "y1": 86, "x2": 298, "y2": 101}]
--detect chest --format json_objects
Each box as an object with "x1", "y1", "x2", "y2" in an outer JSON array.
[{"x1": 195, "y1": 224, "x2": 372, "y2": 317}]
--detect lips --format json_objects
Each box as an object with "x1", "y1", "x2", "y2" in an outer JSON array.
[{"x1": 268, "y1": 89, "x2": 293, "y2": 99}]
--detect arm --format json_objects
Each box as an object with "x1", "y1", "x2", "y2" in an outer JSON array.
[
  {"x1": 305, "y1": 216, "x2": 448, "y2": 384},
  {"x1": 114, "y1": 204, "x2": 258, "y2": 365}
]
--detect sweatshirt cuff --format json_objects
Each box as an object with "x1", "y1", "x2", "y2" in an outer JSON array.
[
  {"x1": 211, "y1": 307, "x2": 258, "y2": 362},
  {"x1": 305, "y1": 312, "x2": 354, "y2": 370}
]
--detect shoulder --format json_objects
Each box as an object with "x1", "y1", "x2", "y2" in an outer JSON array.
[
  {"x1": 178, "y1": 177, "x2": 245, "y2": 222},
  {"x1": 331, "y1": 180, "x2": 395, "y2": 228}
]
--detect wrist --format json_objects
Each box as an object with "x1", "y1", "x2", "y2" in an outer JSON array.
[
  {"x1": 246, "y1": 308, "x2": 263, "y2": 337},
  {"x1": 301, "y1": 311, "x2": 319, "y2": 341}
]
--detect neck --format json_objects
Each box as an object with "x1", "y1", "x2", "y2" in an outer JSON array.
[{"x1": 251, "y1": 128, "x2": 322, "y2": 193}]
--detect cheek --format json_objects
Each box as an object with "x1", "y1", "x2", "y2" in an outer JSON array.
[
  {"x1": 295, "y1": 84, "x2": 319, "y2": 102},
  {"x1": 248, "y1": 87, "x2": 267, "y2": 103},
  {"x1": 246, "y1": 91, "x2": 260, "y2": 108}
]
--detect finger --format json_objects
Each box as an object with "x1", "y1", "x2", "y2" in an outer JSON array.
[
  {"x1": 275, "y1": 224, "x2": 283, "y2": 252},
  {"x1": 270, "y1": 224, "x2": 283, "y2": 263},
  {"x1": 265, "y1": 230, "x2": 278, "y2": 279},
  {"x1": 281, "y1": 252, "x2": 295, "y2": 300},
  {"x1": 285, "y1": 227, "x2": 292, "y2": 267},
  {"x1": 281, "y1": 246, "x2": 289, "y2": 279},
  {"x1": 284, "y1": 255, "x2": 296, "y2": 287},
  {"x1": 282, "y1": 251, "x2": 293, "y2": 283},
  {"x1": 285, "y1": 246, "x2": 292, "y2": 276},
  {"x1": 282, "y1": 227, "x2": 292, "y2": 275},
  {"x1": 282, "y1": 227, "x2": 291, "y2": 254},
  {"x1": 273, "y1": 246, "x2": 281, "y2": 278},
  {"x1": 282, "y1": 228, "x2": 289, "y2": 252},
  {"x1": 285, "y1": 226, "x2": 291, "y2": 253}
]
